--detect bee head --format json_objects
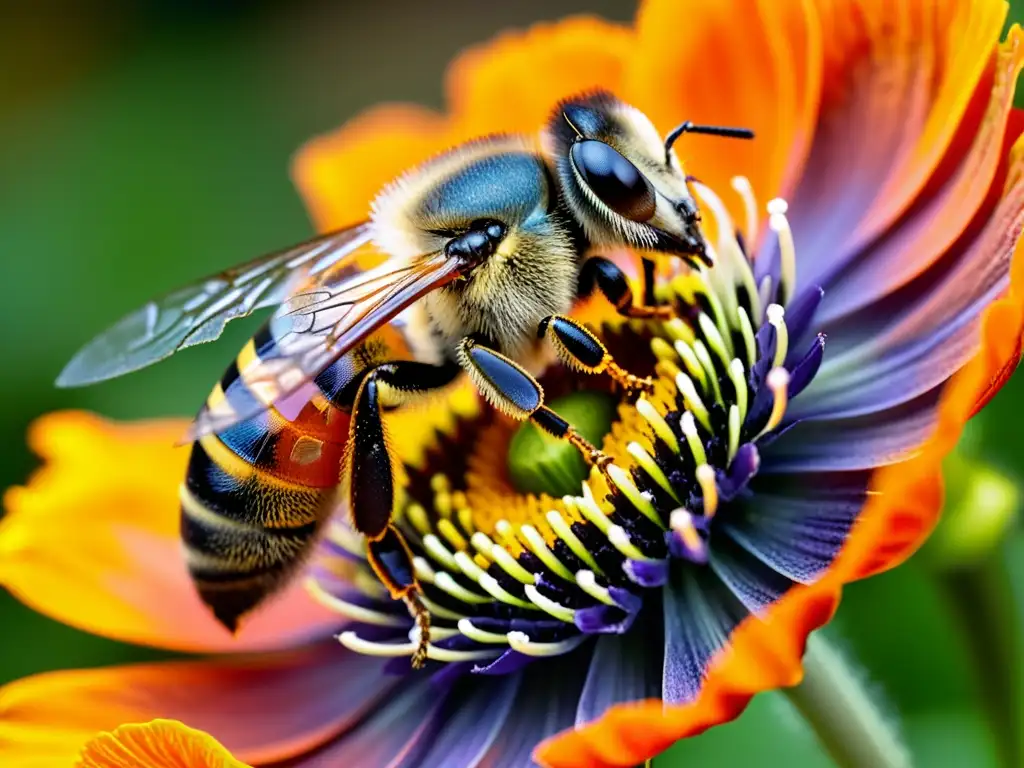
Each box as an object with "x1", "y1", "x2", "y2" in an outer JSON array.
[{"x1": 544, "y1": 91, "x2": 750, "y2": 268}]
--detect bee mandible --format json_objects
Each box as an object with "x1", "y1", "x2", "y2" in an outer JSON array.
[{"x1": 57, "y1": 91, "x2": 753, "y2": 667}]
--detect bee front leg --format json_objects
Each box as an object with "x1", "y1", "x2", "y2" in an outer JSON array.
[
  {"x1": 456, "y1": 338, "x2": 612, "y2": 472},
  {"x1": 538, "y1": 314, "x2": 653, "y2": 394},
  {"x1": 578, "y1": 255, "x2": 671, "y2": 319},
  {"x1": 348, "y1": 359, "x2": 461, "y2": 668}
]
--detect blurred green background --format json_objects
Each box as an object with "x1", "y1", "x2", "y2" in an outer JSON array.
[{"x1": 2, "y1": 2, "x2": 1024, "y2": 766}]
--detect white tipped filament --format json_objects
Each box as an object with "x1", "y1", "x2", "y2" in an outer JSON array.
[
  {"x1": 636, "y1": 397, "x2": 681, "y2": 454},
  {"x1": 766, "y1": 303, "x2": 789, "y2": 368},
  {"x1": 768, "y1": 197, "x2": 796, "y2": 307},
  {"x1": 728, "y1": 404, "x2": 741, "y2": 464},
  {"x1": 669, "y1": 508, "x2": 707, "y2": 560},
  {"x1": 680, "y1": 411, "x2": 708, "y2": 466},
  {"x1": 675, "y1": 372, "x2": 712, "y2": 431},
  {"x1": 759, "y1": 367, "x2": 791, "y2": 438},
  {"x1": 507, "y1": 631, "x2": 587, "y2": 657},
  {"x1": 695, "y1": 464, "x2": 719, "y2": 518},
  {"x1": 728, "y1": 357, "x2": 749, "y2": 423},
  {"x1": 731, "y1": 175, "x2": 759, "y2": 252}
]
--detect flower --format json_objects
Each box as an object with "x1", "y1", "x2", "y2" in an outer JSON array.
[{"x1": 3, "y1": 0, "x2": 1024, "y2": 766}]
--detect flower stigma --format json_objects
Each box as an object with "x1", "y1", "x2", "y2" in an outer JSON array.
[{"x1": 305, "y1": 174, "x2": 827, "y2": 680}]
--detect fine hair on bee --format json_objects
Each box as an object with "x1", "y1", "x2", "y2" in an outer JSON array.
[{"x1": 56, "y1": 90, "x2": 753, "y2": 668}]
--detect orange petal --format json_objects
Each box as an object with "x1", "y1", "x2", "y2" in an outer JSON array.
[
  {"x1": 292, "y1": 103, "x2": 448, "y2": 233},
  {"x1": 0, "y1": 411, "x2": 338, "y2": 653},
  {"x1": 0, "y1": 643, "x2": 394, "y2": 767},
  {"x1": 76, "y1": 720, "x2": 248, "y2": 768},
  {"x1": 535, "y1": 103, "x2": 1024, "y2": 768},
  {"x1": 446, "y1": 16, "x2": 633, "y2": 137},
  {"x1": 626, "y1": 0, "x2": 823, "y2": 219}
]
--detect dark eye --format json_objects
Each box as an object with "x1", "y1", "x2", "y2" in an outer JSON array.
[{"x1": 570, "y1": 140, "x2": 657, "y2": 222}]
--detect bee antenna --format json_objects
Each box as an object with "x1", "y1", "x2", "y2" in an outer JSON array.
[
  {"x1": 563, "y1": 112, "x2": 584, "y2": 140},
  {"x1": 664, "y1": 121, "x2": 755, "y2": 165}
]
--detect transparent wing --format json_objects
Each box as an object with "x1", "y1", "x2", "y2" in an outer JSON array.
[
  {"x1": 56, "y1": 223, "x2": 374, "y2": 387},
  {"x1": 188, "y1": 249, "x2": 463, "y2": 439}
]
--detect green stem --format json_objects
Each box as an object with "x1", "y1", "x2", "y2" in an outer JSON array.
[{"x1": 784, "y1": 633, "x2": 911, "y2": 768}]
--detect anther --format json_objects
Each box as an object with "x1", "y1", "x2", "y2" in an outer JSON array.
[
  {"x1": 305, "y1": 578, "x2": 408, "y2": 627},
  {"x1": 757, "y1": 367, "x2": 791, "y2": 438},
  {"x1": 452, "y1": 550, "x2": 487, "y2": 583},
  {"x1": 575, "y1": 569, "x2": 616, "y2": 606},
  {"x1": 520, "y1": 523, "x2": 574, "y2": 580},
  {"x1": 605, "y1": 465, "x2": 662, "y2": 528},
  {"x1": 768, "y1": 198, "x2": 796, "y2": 307},
  {"x1": 766, "y1": 304, "x2": 789, "y2": 368},
  {"x1": 626, "y1": 441, "x2": 681, "y2": 503},
  {"x1": 404, "y1": 503, "x2": 431, "y2": 536},
  {"x1": 607, "y1": 524, "x2": 655, "y2": 561},
  {"x1": 412, "y1": 556, "x2": 436, "y2": 583},
  {"x1": 507, "y1": 631, "x2": 587, "y2": 657},
  {"x1": 524, "y1": 584, "x2": 576, "y2": 623},
  {"x1": 575, "y1": 486, "x2": 613, "y2": 535},
  {"x1": 680, "y1": 411, "x2": 708, "y2": 466},
  {"x1": 665, "y1": 317, "x2": 696, "y2": 345},
  {"x1": 669, "y1": 508, "x2": 708, "y2": 564},
  {"x1": 546, "y1": 509, "x2": 604, "y2": 572},
  {"x1": 731, "y1": 175, "x2": 759, "y2": 251},
  {"x1": 674, "y1": 340, "x2": 709, "y2": 393},
  {"x1": 422, "y1": 533, "x2": 460, "y2": 571},
  {"x1": 694, "y1": 464, "x2": 719, "y2": 518},
  {"x1": 478, "y1": 572, "x2": 536, "y2": 609},
  {"x1": 434, "y1": 571, "x2": 490, "y2": 604},
  {"x1": 437, "y1": 518, "x2": 467, "y2": 551},
  {"x1": 675, "y1": 372, "x2": 712, "y2": 431},
  {"x1": 489, "y1": 543, "x2": 535, "y2": 584},
  {"x1": 457, "y1": 618, "x2": 509, "y2": 644},
  {"x1": 636, "y1": 397, "x2": 680, "y2": 454}
]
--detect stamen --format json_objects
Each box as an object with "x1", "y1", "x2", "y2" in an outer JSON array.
[
  {"x1": 607, "y1": 524, "x2": 656, "y2": 561},
  {"x1": 692, "y1": 340, "x2": 723, "y2": 403},
  {"x1": 695, "y1": 464, "x2": 719, "y2": 518},
  {"x1": 434, "y1": 571, "x2": 491, "y2": 604},
  {"x1": 490, "y1": 543, "x2": 535, "y2": 584},
  {"x1": 507, "y1": 631, "x2": 587, "y2": 657},
  {"x1": 766, "y1": 304, "x2": 789, "y2": 368},
  {"x1": 413, "y1": 556, "x2": 436, "y2": 583},
  {"x1": 470, "y1": 531, "x2": 496, "y2": 557},
  {"x1": 698, "y1": 313, "x2": 733, "y2": 377},
  {"x1": 627, "y1": 442, "x2": 682, "y2": 503},
  {"x1": 758, "y1": 367, "x2": 791, "y2": 438},
  {"x1": 422, "y1": 533, "x2": 460, "y2": 571},
  {"x1": 433, "y1": 489, "x2": 452, "y2": 519},
  {"x1": 575, "y1": 569, "x2": 617, "y2": 606},
  {"x1": 520, "y1": 524, "x2": 575, "y2": 580},
  {"x1": 457, "y1": 506, "x2": 476, "y2": 538},
  {"x1": 728, "y1": 404, "x2": 741, "y2": 464},
  {"x1": 326, "y1": 522, "x2": 364, "y2": 557},
  {"x1": 478, "y1": 572, "x2": 536, "y2": 609},
  {"x1": 728, "y1": 358, "x2": 749, "y2": 422},
  {"x1": 669, "y1": 508, "x2": 708, "y2": 564},
  {"x1": 437, "y1": 518, "x2": 467, "y2": 551},
  {"x1": 680, "y1": 411, "x2": 708, "y2": 466},
  {"x1": 405, "y1": 503, "x2": 431, "y2": 536},
  {"x1": 675, "y1": 371, "x2": 712, "y2": 431},
  {"x1": 574, "y1": 487, "x2": 613, "y2": 535},
  {"x1": 410, "y1": 624, "x2": 459, "y2": 643},
  {"x1": 665, "y1": 317, "x2": 696, "y2": 345},
  {"x1": 636, "y1": 397, "x2": 680, "y2": 454},
  {"x1": 420, "y1": 594, "x2": 466, "y2": 620},
  {"x1": 605, "y1": 465, "x2": 662, "y2": 528},
  {"x1": 338, "y1": 631, "x2": 417, "y2": 657},
  {"x1": 674, "y1": 340, "x2": 710, "y2": 393},
  {"x1": 524, "y1": 584, "x2": 576, "y2": 622},
  {"x1": 736, "y1": 306, "x2": 758, "y2": 367},
  {"x1": 453, "y1": 550, "x2": 487, "y2": 583},
  {"x1": 457, "y1": 618, "x2": 510, "y2": 644},
  {"x1": 731, "y1": 175, "x2": 759, "y2": 251},
  {"x1": 768, "y1": 198, "x2": 796, "y2": 307},
  {"x1": 305, "y1": 578, "x2": 408, "y2": 626},
  {"x1": 546, "y1": 509, "x2": 605, "y2": 572},
  {"x1": 426, "y1": 644, "x2": 503, "y2": 663},
  {"x1": 650, "y1": 336, "x2": 677, "y2": 363}
]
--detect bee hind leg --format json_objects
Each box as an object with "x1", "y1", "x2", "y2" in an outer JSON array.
[
  {"x1": 349, "y1": 359, "x2": 461, "y2": 668},
  {"x1": 578, "y1": 255, "x2": 670, "y2": 319},
  {"x1": 538, "y1": 314, "x2": 653, "y2": 394},
  {"x1": 456, "y1": 338, "x2": 612, "y2": 472}
]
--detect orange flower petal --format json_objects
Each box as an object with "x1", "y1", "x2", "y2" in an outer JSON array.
[
  {"x1": 626, "y1": 0, "x2": 822, "y2": 219},
  {"x1": 292, "y1": 103, "x2": 448, "y2": 233},
  {"x1": 75, "y1": 720, "x2": 248, "y2": 768},
  {"x1": 794, "y1": 0, "x2": 1009, "y2": 261},
  {"x1": 0, "y1": 643, "x2": 393, "y2": 766},
  {"x1": 446, "y1": 16, "x2": 633, "y2": 137},
  {"x1": 0, "y1": 411, "x2": 338, "y2": 653},
  {"x1": 535, "y1": 82, "x2": 1024, "y2": 768}
]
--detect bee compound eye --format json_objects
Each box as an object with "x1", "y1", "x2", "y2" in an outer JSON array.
[{"x1": 570, "y1": 140, "x2": 657, "y2": 223}]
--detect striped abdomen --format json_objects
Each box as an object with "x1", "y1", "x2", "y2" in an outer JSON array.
[{"x1": 181, "y1": 324, "x2": 388, "y2": 631}]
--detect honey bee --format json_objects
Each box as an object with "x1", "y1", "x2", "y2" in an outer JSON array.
[{"x1": 58, "y1": 91, "x2": 752, "y2": 666}]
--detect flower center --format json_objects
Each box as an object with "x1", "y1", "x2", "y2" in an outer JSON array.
[{"x1": 307, "y1": 176, "x2": 827, "y2": 674}]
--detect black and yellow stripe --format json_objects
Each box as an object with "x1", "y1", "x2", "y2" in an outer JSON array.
[{"x1": 180, "y1": 319, "x2": 394, "y2": 632}]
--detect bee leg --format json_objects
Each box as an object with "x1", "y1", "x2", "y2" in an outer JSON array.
[
  {"x1": 578, "y1": 255, "x2": 672, "y2": 319},
  {"x1": 365, "y1": 524, "x2": 431, "y2": 669},
  {"x1": 538, "y1": 314, "x2": 654, "y2": 394},
  {"x1": 456, "y1": 338, "x2": 612, "y2": 472},
  {"x1": 348, "y1": 359, "x2": 461, "y2": 668}
]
